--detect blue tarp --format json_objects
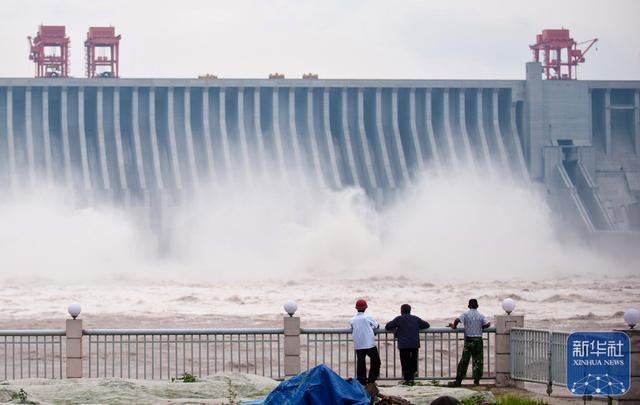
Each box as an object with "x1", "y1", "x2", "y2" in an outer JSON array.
[{"x1": 243, "y1": 364, "x2": 370, "y2": 405}]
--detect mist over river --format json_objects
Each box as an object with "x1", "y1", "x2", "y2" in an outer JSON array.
[{"x1": 0, "y1": 169, "x2": 637, "y2": 331}]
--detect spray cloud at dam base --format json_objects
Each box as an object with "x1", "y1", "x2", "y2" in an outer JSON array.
[{"x1": 0, "y1": 163, "x2": 634, "y2": 286}]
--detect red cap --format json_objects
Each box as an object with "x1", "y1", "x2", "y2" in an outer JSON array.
[{"x1": 355, "y1": 299, "x2": 368, "y2": 310}]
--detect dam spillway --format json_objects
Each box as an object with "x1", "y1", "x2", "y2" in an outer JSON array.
[
  {"x1": 0, "y1": 79, "x2": 528, "y2": 200},
  {"x1": 0, "y1": 62, "x2": 639, "y2": 236}
]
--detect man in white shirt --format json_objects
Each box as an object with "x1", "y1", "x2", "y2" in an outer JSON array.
[
  {"x1": 447, "y1": 298, "x2": 491, "y2": 387},
  {"x1": 350, "y1": 299, "x2": 381, "y2": 385}
]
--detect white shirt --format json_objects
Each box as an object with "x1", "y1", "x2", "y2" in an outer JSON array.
[
  {"x1": 350, "y1": 312, "x2": 379, "y2": 350},
  {"x1": 459, "y1": 309, "x2": 488, "y2": 337}
]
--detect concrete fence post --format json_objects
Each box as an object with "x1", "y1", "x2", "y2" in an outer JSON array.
[
  {"x1": 495, "y1": 314, "x2": 524, "y2": 387},
  {"x1": 283, "y1": 316, "x2": 301, "y2": 377},
  {"x1": 619, "y1": 328, "x2": 639, "y2": 403},
  {"x1": 65, "y1": 318, "x2": 83, "y2": 378}
]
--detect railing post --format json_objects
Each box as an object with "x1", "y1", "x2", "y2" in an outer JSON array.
[
  {"x1": 65, "y1": 318, "x2": 83, "y2": 378},
  {"x1": 283, "y1": 316, "x2": 301, "y2": 377},
  {"x1": 619, "y1": 328, "x2": 639, "y2": 403},
  {"x1": 546, "y1": 331, "x2": 553, "y2": 395},
  {"x1": 495, "y1": 314, "x2": 524, "y2": 387}
]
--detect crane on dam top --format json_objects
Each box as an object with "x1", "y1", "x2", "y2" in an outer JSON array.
[
  {"x1": 84, "y1": 26, "x2": 121, "y2": 78},
  {"x1": 530, "y1": 28, "x2": 598, "y2": 80},
  {"x1": 28, "y1": 24, "x2": 121, "y2": 78},
  {"x1": 28, "y1": 25, "x2": 71, "y2": 78}
]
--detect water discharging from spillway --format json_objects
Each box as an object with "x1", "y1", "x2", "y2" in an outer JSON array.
[
  {"x1": 0, "y1": 84, "x2": 634, "y2": 284},
  {"x1": 0, "y1": 165, "x2": 627, "y2": 286}
]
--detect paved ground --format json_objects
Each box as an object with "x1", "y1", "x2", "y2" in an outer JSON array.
[
  {"x1": 0, "y1": 376, "x2": 618, "y2": 404},
  {"x1": 0, "y1": 376, "x2": 488, "y2": 404},
  {"x1": 441, "y1": 382, "x2": 613, "y2": 404},
  {"x1": 376, "y1": 382, "x2": 494, "y2": 404},
  {"x1": 0, "y1": 374, "x2": 277, "y2": 404}
]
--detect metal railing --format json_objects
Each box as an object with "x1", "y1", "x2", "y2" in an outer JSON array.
[
  {"x1": 510, "y1": 327, "x2": 569, "y2": 394},
  {"x1": 0, "y1": 330, "x2": 65, "y2": 380},
  {"x1": 302, "y1": 327, "x2": 496, "y2": 381},
  {"x1": 83, "y1": 328, "x2": 284, "y2": 380},
  {"x1": 550, "y1": 330, "x2": 569, "y2": 387},
  {"x1": 0, "y1": 326, "x2": 496, "y2": 382}
]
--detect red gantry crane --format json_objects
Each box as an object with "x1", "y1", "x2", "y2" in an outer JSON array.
[
  {"x1": 28, "y1": 25, "x2": 70, "y2": 78},
  {"x1": 530, "y1": 28, "x2": 598, "y2": 80},
  {"x1": 85, "y1": 26, "x2": 121, "y2": 78}
]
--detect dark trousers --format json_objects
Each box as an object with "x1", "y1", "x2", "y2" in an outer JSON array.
[
  {"x1": 356, "y1": 347, "x2": 380, "y2": 385},
  {"x1": 399, "y1": 348, "x2": 419, "y2": 382},
  {"x1": 455, "y1": 337, "x2": 484, "y2": 383}
]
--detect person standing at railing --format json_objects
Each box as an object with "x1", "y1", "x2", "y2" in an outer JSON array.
[
  {"x1": 447, "y1": 298, "x2": 490, "y2": 387},
  {"x1": 350, "y1": 299, "x2": 381, "y2": 386},
  {"x1": 384, "y1": 304, "x2": 430, "y2": 385}
]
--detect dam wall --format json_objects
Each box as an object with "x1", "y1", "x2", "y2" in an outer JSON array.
[
  {"x1": 0, "y1": 63, "x2": 639, "y2": 235},
  {"x1": 0, "y1": 78, "x2": 527, "y2": 203}
]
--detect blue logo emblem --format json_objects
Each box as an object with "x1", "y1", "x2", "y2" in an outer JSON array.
[{"x1": 567, "y1": 331, "x2": 630, "y2": 396}]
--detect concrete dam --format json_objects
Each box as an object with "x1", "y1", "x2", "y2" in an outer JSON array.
[{"x1": 1, "y1": 62, "x2": 639, "y2": 237}]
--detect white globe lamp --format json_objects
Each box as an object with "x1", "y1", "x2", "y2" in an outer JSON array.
[
  {"x1": 502, "y1": 298, "x2": 516, "y2": 315},
  {"x1": 284, "y1": 300, "x2": 298, "y2": 317},
  {"x1": 68, "y1": 303, "x2": 82, "y2": 319},
  {"x1": 623, "y1": 308, "x2": 639, "y2": 329}
]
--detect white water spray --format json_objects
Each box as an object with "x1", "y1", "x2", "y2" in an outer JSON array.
[{"x1": 0, "y1": 168, "x2": 626, "y2": 285}]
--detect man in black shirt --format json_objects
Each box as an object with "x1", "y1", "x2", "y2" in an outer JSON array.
[{"x1": 385, "y1": 304, "x2": 430, "y2": 384}]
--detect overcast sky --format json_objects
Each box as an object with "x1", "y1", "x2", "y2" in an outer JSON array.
[{"x1": 2, "y1": 0, "x2": 639, "y2": 80}]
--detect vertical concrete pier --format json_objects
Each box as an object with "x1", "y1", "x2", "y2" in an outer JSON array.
[
  {"x1": 305, "y1": 88, "x2": 325, "y2": 186},
  {"x1": 184, "y1": 87, "x2": 200, "y2": 188},
  {"x1": 283, "y1": 316, "x2": 301, "y2": 378},
  {"x1": 96, "y1": 87, "x2": 110, "y2": 192},
  {"x1": 424, "y1": 88, "x2": 442, "y2": 172},
  {"x1": 322, "y1": 89, "x2": 342, "y2": 188},
  {"x1": 495, "y1": 314, "x2": 524, "y2": 387},
  {"x1": 442, "y1": 89, "x2": 459, "y2": 169},
  {"x1": 408, "y1": 88, "x2": 425, "y2": 172},
  {"x1": 202, "y1": 88, "x2": 217, "y2": 182},
  {"x1": 358, "y1": 89, "x2": 378, "y2": 191},
  {"x1": 341, "y1": 88, "x2": 360, "y2": 187},
  {"x1": 77, "y1": 88, "x2": 92, "y2": 198},
  {"x1": 65, "y1": 319, "x2": 83, "y2": 378},
  {"x1": 42, "y1": 87, "x2": 53, "y2": 184},
  {"x1": 457, "y1": 90, "x2": 475, "y2": 171},
  {"x1": 61, "y1": 87, "x2": 73, "y2": 190},
  {"x1": 219, "y1": 88, "x2": 233, "y2": 184},
  {"x1": 113, "y1": 88, "x2": 128, "y2": 196},
  {"x1": 391, "y1": 88, "x2": 410, "y2": 183},
  {"x1": 287, "y1": 88, "x2": 306, "y2": 185},
  {"x1": 148, "y1": 87, "x2": 164, "y2": 190},
  {"x1": 271, "y1": 88, "x2": 288, "y2": 181},
  {"x1": 492, "y1": 89, "x2": 511, "y2": 175},
  {"x1": 25, "y1": 87, "x2": 36, "y2": 185},
  {"x1": 131, "y1": 88, "x2": 147, "y2": 191},
  {"x1": 253, "y1": 87, "x2": 267, "y2": 174},
  {"x1": 237, "y1": 88, "x2": 253, "y2": 184},
  {"x1": 475, "y1": 90, "x2": 493, "y2": 174},
  {"x1": 167, "y1": 88, "x2": 183, "y2": 190}
]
